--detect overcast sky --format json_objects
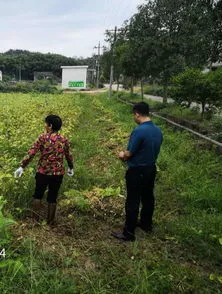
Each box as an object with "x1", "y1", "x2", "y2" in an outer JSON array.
[{"x1": 0, "y1": 0, "x2": 145, "y2": 58}]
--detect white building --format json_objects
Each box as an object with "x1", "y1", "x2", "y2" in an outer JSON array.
[
  {"x1": 0, "y1": 71, "x2": 2, "y2": 81},
  {"x1": 61, "y1": 66, "x2": 88, "y2": 90}
]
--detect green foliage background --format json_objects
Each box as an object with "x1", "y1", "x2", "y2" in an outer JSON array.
[{"x1": 0, "y1": 49, "x2": 94, "y2": 81}]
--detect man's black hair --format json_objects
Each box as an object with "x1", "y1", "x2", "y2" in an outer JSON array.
[
  {"x1": 45, "y1": 115, "x2": 62, "y2": 131},
  {"x1": 133, "y1": 102, "x2": 150, "y2": 116}
]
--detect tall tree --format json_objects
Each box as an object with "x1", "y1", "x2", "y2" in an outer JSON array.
[
  {"x1": 211, "y1": 0, "x2": 222, "y2": 63},
  {"x1": 126, "y1": 0, "x2": 220, "y2": 102}
]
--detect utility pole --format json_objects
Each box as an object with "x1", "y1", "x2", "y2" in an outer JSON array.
[
  {"x1": 19, "y1": 63, "x2": 22, "y2": 82},
  {"x1": 0, "y1": 65, "x2": 3, "y2": 81},
  {"x1": 107, "y1": 26, "x2": 125, "y2": 98},
  {"x1": 94, "y1": 41, "x2": 101, "y2": 89},
  {"x1": 108, "y1": 26, "x2": 117, "y2": 99}
]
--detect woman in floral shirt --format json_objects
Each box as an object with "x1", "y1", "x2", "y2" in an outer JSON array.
[{"x1": 14, "y1": 115, "x2": 74, "y2": 225}]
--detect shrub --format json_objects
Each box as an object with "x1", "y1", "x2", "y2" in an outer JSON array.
[
  {"x1": 0, "y1": 82, "x2": 9, "y2": 92},
  {"x1": 32, "y1": 80, "x2": 58, "y2": 93},
  {"x1": 0, "y1": 80, "x2": 60, "y2": 94},
  {"x1": 171, "y1": 68, "x2": 222, "y2": 116},
  {"x1": 2, "y1": 74, "x2": 11, "y2": 82},
  {"x1": 207, "y1": 69, "x2": 222, "y2": 109},
  {"x1": 15, "y1": 82, "x2": 33, "y2": 93},
  {"x1": 170, "y1": 68, "x2": 202, "y2": 107},
  {"x1": 144, "y1": 84, "x2": 165, "y2": 97}
]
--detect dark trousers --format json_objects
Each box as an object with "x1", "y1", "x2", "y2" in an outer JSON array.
[
  {"x1": 123, "y1": 166, "x2": 156, "y2": 236},
  {"x1": 33, "y1": 173, "x2": 63, "y2": 203}
]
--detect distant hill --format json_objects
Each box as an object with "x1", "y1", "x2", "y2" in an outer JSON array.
[{"x1": 0, "y1": 49, "x2": 94, "y2": 80}]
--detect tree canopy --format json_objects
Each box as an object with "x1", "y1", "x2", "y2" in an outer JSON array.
[
  {"x1": 101, "y1": 0, "x2": 222, "y2": 101},
  {"x1": 0, "y1": 49, "x2": 94, "y2": 81}
]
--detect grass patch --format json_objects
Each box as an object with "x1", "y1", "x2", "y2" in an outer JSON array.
[{"x1": 0, "y1": 92, "x2": 221, "y2": 293}]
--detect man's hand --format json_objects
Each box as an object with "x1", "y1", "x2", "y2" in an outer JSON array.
[
  {"x1": 67, "y1": 167, "x2": 74, "y2": 177},
  {"x1": 119, "y1": 151, "x2": 125, "y2": 159},
  {"x1": 14, "y1": 167, "x2": 24, "y2": 178},
  {"x1": 118, "y1": 150, "x2": 132, "y2": 161}
]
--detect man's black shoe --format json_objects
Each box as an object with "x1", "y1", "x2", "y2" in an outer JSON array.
[
  {"x1": 137, "y1": 222, "x2": 153, "y2": 233},
  {"x1": 111, "y1": 232, "x2": 135, "y2": 242}
]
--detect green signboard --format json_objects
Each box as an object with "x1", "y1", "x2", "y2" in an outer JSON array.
[{"x1": 68, "y1": 81, "x2": 84, "y2": 87}]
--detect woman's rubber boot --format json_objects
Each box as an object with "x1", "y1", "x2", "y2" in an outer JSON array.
[
  {"x1": 47, "y1": 203, "x2": 57, "y2": 226},
  {"x1": 32, "y1": 199, "x2": 41, "y2": 221}
]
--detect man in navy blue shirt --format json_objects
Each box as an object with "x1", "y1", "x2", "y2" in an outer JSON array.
[{"x1": 112, "y1": 102, "x2": 163, "y2": 241}]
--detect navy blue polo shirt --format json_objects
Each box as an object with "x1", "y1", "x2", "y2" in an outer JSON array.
[{"x1": 127, "y1": 121, "x2": 163, "y2": 167}]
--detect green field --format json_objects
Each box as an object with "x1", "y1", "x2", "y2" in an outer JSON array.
[{"x1": 0, "y1": 93, "x2": 222, "y2": 293}]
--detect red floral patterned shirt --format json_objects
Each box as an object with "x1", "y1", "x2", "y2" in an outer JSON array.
[{"x1": 21, "y1": 132, "x2": 74, "y2": 175}]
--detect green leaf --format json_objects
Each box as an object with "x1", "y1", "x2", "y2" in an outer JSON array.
[
  {"x1": 209, "y1": 234, "x2": 217, "y2": 239},
  {"x1": 41, "y1": 220, "x2": 47, "y2": 226},
  {"x1": 209, "y1": 274, "x2": 215, "y2": 281},
  {"x1": 63, "y1": 257, "x2": 73, "y2": 266},
  {"x1": 217, "y1": 276, "x2": 222, "y2": 284},
  {"x1": 219, "y1": 238, "x2": 222, "y2": 245},
  {"x1": 101, "y1": 187, "x2": 121, "y2": 198}
]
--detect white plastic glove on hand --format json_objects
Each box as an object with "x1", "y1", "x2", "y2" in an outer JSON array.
[
  {"x1": 67, "y1": 167, "x2": 74, "y2": 177},
  {"x1": 14, "y1": 167, "x2": 24, "y2": 178}
]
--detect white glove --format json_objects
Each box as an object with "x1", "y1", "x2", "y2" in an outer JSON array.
[
  {"x1": 67, "y1": 167, "x2": 74, "y2": 177},
  {"x1": 14, "y1": 167, "x2": 24, "y2": 178}
]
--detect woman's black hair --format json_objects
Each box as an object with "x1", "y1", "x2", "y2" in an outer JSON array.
[{"x1": 45, "y1": 115, "x2": 62, "y2": 131}]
